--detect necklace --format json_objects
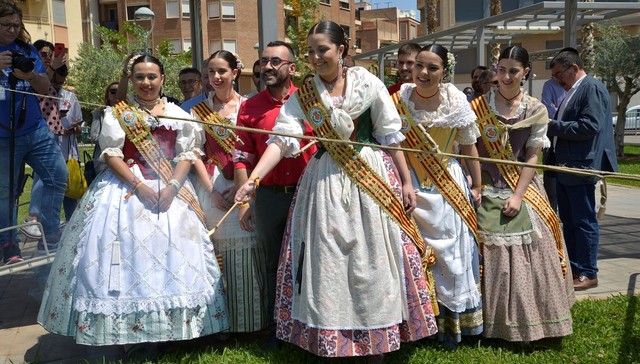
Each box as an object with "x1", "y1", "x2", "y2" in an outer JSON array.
[
  {"x1": 415, "y1": 87, "x2": 439, "y2": 100},
  {"x1": 133, "y1": 95, "x2": 161, "y2": 109},
  {"x1": 213, "y1": 91, "x2": 236, "y2": 109},
  {"x1": 320, "y1": 71, "x2": 341, "y2": 92},
  {"x1": 498, "y1": 89, "x2": 521, "y2": 106}
]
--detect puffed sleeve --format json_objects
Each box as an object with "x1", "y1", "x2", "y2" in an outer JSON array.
[
  {"x1": 526, "y1": 99, "x2": 551, "y2": 149},
  {"x1": 190, "y1": 110, "x2": 206, "y2": 158},
  {"x1": 361, "y1": 70, "x2": 405, "y2": 146},
  {"x1": 169, "y1": 104, "x2": 199, "y2": 162},
  {"x1": 98, "y1": 106, "x2": 126, "y2": 160},
  {"x1": 271, "y1": 93, "x2": 307, "y2": 156}
]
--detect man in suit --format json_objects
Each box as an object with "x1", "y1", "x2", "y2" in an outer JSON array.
[{"x1": 547, "y1": 47, "x2": 618, "y2": 291}]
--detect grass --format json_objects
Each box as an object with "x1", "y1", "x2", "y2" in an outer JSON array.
[
  {"x1": 115, "y1": 294, "x2": 639, "y2": 364},
  {"x1": 610, "y1": 145, "x2": 640, "y2": 187}
]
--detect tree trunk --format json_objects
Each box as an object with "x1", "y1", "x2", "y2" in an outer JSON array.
[
  {"x1": 490, "y1": 0, "x2": 502, "y2": 66},
  {"x1": 427, "y1": 0, "x2": 438, "y2": 34},
  {"x1": 580, "y1": 0, "x2": 596, "y2": 73},
  {"x1": 614, "y1": 83, "x2": 633, "y2": 158}
]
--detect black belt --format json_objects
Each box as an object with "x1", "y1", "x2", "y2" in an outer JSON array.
[{"x1": 260, "y1": 184, "x2": 297, "y2": 194}]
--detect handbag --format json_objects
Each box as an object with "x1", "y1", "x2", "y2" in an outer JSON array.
[
  {"x1": 83, "y1": 150, "x2": 97, "y2": 186},
  {"x1": 65, "y1": 136, "x2": 88, "y2": 199}
]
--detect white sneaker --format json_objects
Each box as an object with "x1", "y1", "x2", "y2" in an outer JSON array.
[{"x1": 20, "y1": 220, "x2": 42, "y2": 239}]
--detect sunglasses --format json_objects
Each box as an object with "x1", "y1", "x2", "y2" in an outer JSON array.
[
  {"x1": 253, "y1": 72, "x2": 261, "y2": 78},
  {"x1": 108, "y1": 89, "x2": 118, "y2": 95},
  {"x1": 259, "y1": 57, "x2": 292, "y2": 67}
]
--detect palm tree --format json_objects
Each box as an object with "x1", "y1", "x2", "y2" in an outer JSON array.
[
  {"x1": 427, "y1": 0, "x2": 438, "y2": 34},
  {"x1": 490, "y1": 0, "x2": 502, "y2": 66},
  {"x1": 580, "y1": 0, "x2": 595, "y2": 73}
]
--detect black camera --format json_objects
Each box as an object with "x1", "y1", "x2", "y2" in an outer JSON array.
[{"x1": 11, "y1": 51, "x2": 35, "y2": 73}]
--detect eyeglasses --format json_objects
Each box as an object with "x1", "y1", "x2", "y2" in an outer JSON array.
[
  {"x1": 178, "y1": 79, "x2": 200, "y2": 86},
  {"x1": 39, "y1": 51, "x2": 52, "y2": 59},
  {"x1": 552, "y1": 67, "x2": 571, "y2": 80},
  {"x1": 0, "y1": 22, "x2": 22, "y2": 31},
  {"x1": 253, "y1": 72, "x2": 261, "y2": 78},
  {"x1": 484, "y1": 80, "x2": 499, "y2": 85},
  {"x1": 259, "y1": 57, "x2": 292, "y2": 67},
  {"x1": 108, "y1": 89, "x2": 118, "y2": 95}
]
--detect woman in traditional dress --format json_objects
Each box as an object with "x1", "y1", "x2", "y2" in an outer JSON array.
[
  {"x1": 38, "y1": 53, "x2": 229, "y2": 346},
  {"x1": 393, "y1": 44, "x2": 484, "y2": 346},
  {"x1": 469, "y1": 45, "x2": 574, "y2": 342},
  {"x1": 190, "y1": 50, "x2": 266, "y2": 333},
  {"x1": 235, "y1": 21, "x2": 438, "y2": 359}
]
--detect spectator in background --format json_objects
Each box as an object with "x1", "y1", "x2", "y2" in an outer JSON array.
[
  {"x1": 177, "y1": 67, "x2": 202, "y2": 103},
  {"x1": 469, "y1": 65, "x2": 488, "y2": 101},
  {"x1": 463, "y1": 86, "x2": 474, "y2": 99},
  {"x1": 181, "y1": 58, "x2": 212, "y2": 112},
  {"x1": 0, "y1": 2, "x2": 67, "y2": 264},
  {"x1": 479, "y1": 69, "x2": 497, "y2": 95},
  {"x1": 541, "y1": 77, "x2": 565, "y2": 212},
  {"x1": 244, "y1": 59, "x2": 261, "y2": 98},
  {"x1": 387, "y1": 42, "x2": 421, "y2": 95},
  {"x1": 547, "y1": 47, "x2": 618, "y2": 291},
  {"x1": 88, "y1": 81, "x2": 119, "y2": 182}
]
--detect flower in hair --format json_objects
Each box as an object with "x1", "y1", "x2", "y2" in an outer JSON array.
[
  {"x1": 233, "y1": 52, "x2": 245, "y2": 70},
  {"x1": 446, "y1": 52, "x2": 456, "y2": 78},
  {"x1": 126, "y1": 52, "x2": 146, "y2": 76}
]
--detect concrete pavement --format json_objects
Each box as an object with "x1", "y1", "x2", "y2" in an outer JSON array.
[{"x1": 1, "y1": 183, "x2": 639, "y2": 363}]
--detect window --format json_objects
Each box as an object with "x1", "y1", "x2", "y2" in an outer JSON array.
[
  {"x1": 208, "y1": 2, "x2": 220, "y2": 19},
  {"x1": 209, "y1": 40, "x2": 221, "y2": 53},
  {"x1": 168, "y1": 39, "x2": 181, "y2": 53},
  {"x1": 183, "y1": 39, "x2": 192, "y2": 51},
  {"x1": 545, "y1": 40, "x2": 564, "y2": 69},
  {"x1": 320, "y1": 0, "x2": 330, "y2": 4},
  {"x1": 53, "y1": 0, "x2": 66, "y2": 26},
  {"x1": 339, "y1": 1, "x2": 349, "y2": 10},
  {"x1": 341, "y1": 25, "x2": 350, "y2": 41},
  {"x1": 400, "y1": 23, "x2": 407, "y2": 40},
  {"x1": 182, "y1": 0, "x2": 190, "y2": 16},
  {"x1": 221, "y1": 2, "x2": 236, "y2": 19},
  {"x1": 126, "y1": 4, "x2": 151, "y2": 21},
  {"x1": 223, "y1": 39, "x2": 237, "y2": 54},
  {"x1": 166, "y1": 1, "x2": 179, "y2": 18},
  {"x1": 410, "y1": 25, "x2": 417, "y2": 39}
]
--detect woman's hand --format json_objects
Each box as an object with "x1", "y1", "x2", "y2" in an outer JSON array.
[
  {"x1": 502, "y1": 194, "x2": 523, "y2": 217},
  {"x1": 135, "y1": 184, "x2": 159, "y2": 211},
  {"x1": 212, "y1": 186, "x2": 235, "y2": 211},
  {"x1": 235, "y1": 180, "x2": 257, "y2": 204},
  {"x1": 470, "y1": 186, "x2": 482, "y2": 207},
  {"x1": 51, "y1": 51, "x2": 66, "y2": 72},
  {"x1": 158, "y1": 186, "x2": 178, "y2": 212},
  {"x1": 402, "y1": 183, "x2": 416, "y2": 215},
  {"x1": 0, "y1": 51, "x2": 12, "y2": 69},
  {"x1": 238, "y1": 204, "x2": 255, "y2": 232}
]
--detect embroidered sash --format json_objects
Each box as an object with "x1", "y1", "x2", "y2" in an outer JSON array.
[
  {"x1": 392, "y1": 92, "x2": 479, "y2": 242},
  {"x1": 191, "y1": 100, "x2": 236, "y2": 179},
  {"x1": 112, "y1": 101, "x2": 206, "y2": 224},
  {"x1": 470, "y1": 96, "x2": 567, "y2": 276},
  {"x1": 297, "y1": 83, "x2": 439, "y2": 313}
]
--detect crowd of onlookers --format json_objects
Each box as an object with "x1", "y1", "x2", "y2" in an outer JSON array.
[{"x1": 2, "y1": 0, "x2": 619, "y2": 361}]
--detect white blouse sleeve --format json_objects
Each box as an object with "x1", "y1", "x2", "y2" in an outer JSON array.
[
  {"x1": 271, "y1": 93, "x2": 306, "y2": 157},
  {"x1": 361, "y1": 70, "x2": 405, "y2": 146},
  {"x1": 169, "y1": 104, "x2": 199, "y2": 162},
  {"x1": 98, "y1": 107, "x2": 126, "y2": 161}
]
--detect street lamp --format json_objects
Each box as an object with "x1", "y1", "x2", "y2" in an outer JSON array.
[{"x1": 134, "y1": 7, "x2": 155, "y2": 52}]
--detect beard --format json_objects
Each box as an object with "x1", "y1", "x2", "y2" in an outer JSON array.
[{"x1": 262, "y1": 69, "x2": 288, "y2": 88}]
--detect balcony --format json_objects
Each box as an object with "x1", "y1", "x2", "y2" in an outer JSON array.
[
  {"x1": 100, "y1": 21, "x2": 119, "y2": 31},
  {"x1": 22, "y1": 14, "x2": 48, "y2": 26}
]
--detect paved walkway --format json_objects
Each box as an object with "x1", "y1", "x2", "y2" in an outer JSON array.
[{"x1": 1, "y1": 184, "x2": 639, "y2": 363}]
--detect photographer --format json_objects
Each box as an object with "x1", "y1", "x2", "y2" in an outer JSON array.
[{"x1": 0, "y1": 1, "x2": 67, "y2": 264}]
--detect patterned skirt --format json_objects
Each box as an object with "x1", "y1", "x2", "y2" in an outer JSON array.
[{"x1": 274, "y1": 149, "x2": 438, "y2": 357}]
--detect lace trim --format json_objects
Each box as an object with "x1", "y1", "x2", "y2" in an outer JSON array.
[
  {"x1": 376, "y1": 130, "x2": 405, "y2": 146},
  {"x1": 401, "y1": 83, "x2": 477, "y2": 129},
  {"x1": 100, "y1": 147, "x2": 124, "y2": 160},
  {"x1": 74, "y1": 294, "x2": 212, "y2": 316},
  {"x1": 487, "y1": 89, "x2": 529, "y2": 120},
  {"x1": 479, "y1": 230, "x2": 534, "y2": 246},
  {"x1": 174, "y1": 150, "x2": 198, "y2": 162}
]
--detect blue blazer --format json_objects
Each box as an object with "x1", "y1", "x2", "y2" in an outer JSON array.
[{"x1": 547, "y1": 75, "x2": 618, "y2": 185}]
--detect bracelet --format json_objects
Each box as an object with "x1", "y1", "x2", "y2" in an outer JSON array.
[
  {"x1": 248, "y1": 176, "x2": 260, "y2": 189},
  {"x1": 169, "y1": 179, "x2": 181, "y2": 192},
  {"x1": 124, "y1": 181, "x2": 144, "y2": 200},
  {"x1": 472, "y1": 183, "x2": 484, "y2": 189},
  {"x1": 239, "y1": 202, "x2": 250, "y2": 208}
]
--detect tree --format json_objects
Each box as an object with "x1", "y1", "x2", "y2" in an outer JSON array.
[
  {"x1": 579, "y1": 0, "x2": 595, "y2": 73},
  {"x1": 284, "y1": 0, "x2": 320, "y2": 84},
  {"x1": 594, "y1": 24, "x2": 640, "y2": 157},
  {"x1": 489, "y1": 0, "x2": 502, "y2": 66},
  {"x1": 68, "y1": 22, "x2": 191, "y2": 122},
  {"x1": 427, "y1": 0, "x2": 438, "y2": 34}
]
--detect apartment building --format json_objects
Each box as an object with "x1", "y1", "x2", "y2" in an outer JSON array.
[
  {"x1": 98, "y1": 0, "x2": 356, "y2": 93},
  {"x1": 17, "y1": 0, "x2": 85, "y2": 61}
]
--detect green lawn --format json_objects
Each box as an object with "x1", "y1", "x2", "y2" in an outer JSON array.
[
  {"x1": 610, "y1": 145, "x2": 640, "y2": 187},
  {"x1": 121, "y1": 295, "x2": 639, "y2": 364}
]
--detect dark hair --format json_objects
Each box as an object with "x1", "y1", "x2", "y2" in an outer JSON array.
[
  {"x1": 104, "y1": 81, "x2": 119, "y2": 106},
  {"x1": 419, "y1": 43, "x2": 449, "y2": 70},
  {"x1": 33, "y1": 39, "x2": 54, "y2": 51},
  {"x1": 550, "y1": 47, "x2": 583, "y2": 70},
  {"x1": 266, "y1": 41, "x2": 296, "y2": 60},
  {"x1": 398, "y1": 42, "x2": 421, "y2": 57},
  {"x1": 252, "y1": 59, "x2": 260, "y2": 71},
  {"x1": 308, "y1": 21, "x2": 349, "y2": 58},
  {"x1": 130, "y1": 53, "x2": 165, "y2": 75},
  {"x1": 178, "y1": 67, "x2": 201, "y2": 78},
  {"x1": 208, "y1": 50, "x2": 239, "y2": 71},
  {"x1": 0, "y1": 1, "x2": 31, "y2": 44},
  {"x1": 498, "y1": 45, "x2": 532, "y2": 80},
  {"x1": 471, "y1": 65, "x2": 488, "y2": 77}
]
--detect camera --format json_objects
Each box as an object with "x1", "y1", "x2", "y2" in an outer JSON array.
[{"x1": 11, "y1": 51, "x2": 35, "y2": 73}]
